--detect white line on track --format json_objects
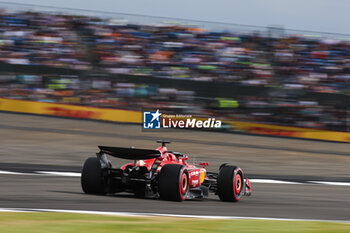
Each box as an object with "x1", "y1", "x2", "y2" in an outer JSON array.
[
  {"x1": 0, "y1": 170, "x2": 28, "y2": 175},
  {"x1": 0, "y1": 170, "x2": 81, "y2": 177},
  {"x1": 35, "y1": 171, "x2": 81, "y2": 177},
  {"x1": 0, "y1": 170, "x2": 45, "y2": 176},
  {"x1": 309, "y1": 181, "x2": 350, "y2": 186},
  {"x1": 0, "y1": 208, "x2": 349, "y2": 224},
  {"x1": 249, "y1": 179, "x2": 300, "y2": 185},
  {"x1": 0, "y1": 208, "x2": 32, "y2": 213}
]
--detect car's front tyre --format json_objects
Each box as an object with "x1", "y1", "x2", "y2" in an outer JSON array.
[{"x1": 217, "y1": 165, "x2": 244, "y2": 202}]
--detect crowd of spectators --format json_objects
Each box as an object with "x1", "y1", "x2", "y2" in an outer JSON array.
[
  {"x1": 80, "y1": 16, "x2": 350, "y2": 95},
  {"x1": 0, "y1": 11, "x2": 90, "y2": 69},
  {"x1": 0, "y1": 10, "x2": 349, "y2": 94},
  {"x1": 0, "y1": 9, "x2": 349, "y2": 131}
]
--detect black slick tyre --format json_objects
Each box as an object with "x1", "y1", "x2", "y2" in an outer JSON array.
[
  {"x1": 81, "y1": 157, "x2": 106, "y2": 195},
  {"x1": 158, "y1": 164, "x2": 189, "y2": 201},
  {"x1": 217, "y1": 165, "x2": 244, "y2": 202}
]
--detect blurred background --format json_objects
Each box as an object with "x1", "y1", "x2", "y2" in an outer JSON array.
[
  {"x1": 0, "y1": 1, "x2": 349, "y2": 133},
  {"x1": 1, "y1": 1, "x2": 350, "y2": 226}
]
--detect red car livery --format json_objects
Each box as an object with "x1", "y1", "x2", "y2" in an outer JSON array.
[{"x1": 81, "y1": 140, "x2": 251, "y2": 202}]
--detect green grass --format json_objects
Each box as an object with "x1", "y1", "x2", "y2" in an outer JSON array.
[{"x1": 0, "y1": 212, "x2": 349, "y2": 233}]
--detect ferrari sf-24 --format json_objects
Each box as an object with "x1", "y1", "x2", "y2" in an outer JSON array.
[{"x1": 81, "y1": 140, "x2": 251, "y2": 202}]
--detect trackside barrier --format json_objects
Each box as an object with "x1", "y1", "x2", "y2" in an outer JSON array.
[
  {"x1": 0, "y1": 98, "x2": 141, "y2": 123},
  {"x1": 1, "y1": 98, "x2": 350, "y2": 142},
  {"x1": 226, "y1": 121, "x2": 350, "y2": 142}
]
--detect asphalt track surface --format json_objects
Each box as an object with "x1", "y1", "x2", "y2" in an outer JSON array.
[{"x1": 0, "y1": 112, "x2": 350, "y2": 221}]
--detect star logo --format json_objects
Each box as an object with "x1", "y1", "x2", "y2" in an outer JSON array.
[
  {"x1": 143, "y1": 109, "x2": 161, "y2": 129},
  {"x1": 151, "y1": 109, "x2": 161, "y2": 122}
]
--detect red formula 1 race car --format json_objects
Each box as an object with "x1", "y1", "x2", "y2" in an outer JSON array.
[{"x1": 81, "y1": 140, "x2": 251, "y2": 202}]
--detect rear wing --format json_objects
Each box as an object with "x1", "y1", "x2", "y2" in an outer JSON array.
[{"x1": 98, "y1": 146, "x2": 161, "y2": 160}]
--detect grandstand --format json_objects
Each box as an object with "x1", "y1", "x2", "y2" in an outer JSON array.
[{"x1": 0, "y1": 2, "x2": 349, "y2": 132}]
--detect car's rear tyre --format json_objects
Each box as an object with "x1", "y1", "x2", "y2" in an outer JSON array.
[
  {"x1": 217, "y1": 165, "x2": 244, "y2": 202},
  {"x1": 81, "y1": 157, "x2": 107, "y2": 195},
  {"x1": 158, "y1": 164, "x2": 189, "y2": 201}
]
